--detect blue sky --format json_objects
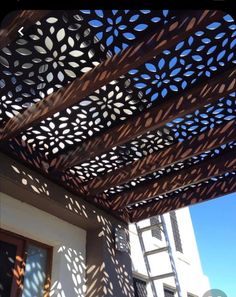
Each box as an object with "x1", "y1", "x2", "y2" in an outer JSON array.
[{"x1": 190, "y1": 192, "x2": 236, "y2": 297}]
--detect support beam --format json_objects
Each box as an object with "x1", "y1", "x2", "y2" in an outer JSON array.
[
  {"x1": 0, "y1": 10, "x2": 50, "y2": 49},
  {"x1": 1, "y1": 10, "x2": 222, "y2": 142},
  {"x1": 84, "y1": 119, "x2": 236, "y2": 195},
  {"x1": 51, "y1": 65, "x2": 236, "y2": 172},
  {"x1": 130, "y1": 174, "x2": 236, "y2": 222},
  {"x1": 111, "y1": 151, "x2": 236, "y2": 210}
]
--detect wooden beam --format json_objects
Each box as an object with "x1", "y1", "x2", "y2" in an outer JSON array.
[
  {"x1": 129, "y1": 174, "x2": 236, "y2": 222},
  {"x1": 111, "y1": 151, "x2": 236, "y2": 210},
  {"x1": 1, "y1": 10, "x2": 223, "y2": 142},
  {"x1": 51, "y1": 65, "x2": 236, "y2": 172},
  {"x1": 84, "y1": 118, "x2": 236, "y2": 195},
  {"x1": 0, "y1": 10, "x2": 50, "y2": 49}
]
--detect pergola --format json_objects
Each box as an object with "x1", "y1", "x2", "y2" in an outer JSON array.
[{"x1": 0, "y1": 9, "x2": 235, "y2": 223}]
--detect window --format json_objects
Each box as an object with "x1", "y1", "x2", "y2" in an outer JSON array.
[
  {"x1": 164, "y1": 287, "x2": 175, "y2": 297},
  {"x1": 133, "y1": 277, "x2": 147, "y2": 297},
  {"x1": 150, "y1": 216, "x2": 162, "y2": 240},
  {"x1": 0, "y1": 229, "x2": 52, "y2": 297},
  {"x1": 169, "y1": 211, "x2": 183, "y2": 253}
]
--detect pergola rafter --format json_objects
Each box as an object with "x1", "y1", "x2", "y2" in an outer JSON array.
[
  {"x1": 111, "y1": 151, "x2": 236, "y2": 210},
  {"x1": 129, "y1": 173, "x2": 236, "y2": 222},
  {"x1": 51, "y1": 66, "x2": 235, "y2": 171}
]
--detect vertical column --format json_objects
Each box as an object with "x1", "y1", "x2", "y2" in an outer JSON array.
[{"x1": 86, "y1": 220, "x2": 135, "y2": 297}]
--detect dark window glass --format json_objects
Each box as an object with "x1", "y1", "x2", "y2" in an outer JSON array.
[
  {"x1": 133, "y1": 278, "x2": 147, "y2": 297},
  {"x1": 170, "y1": 211, "x2": 183, "y2": 253},
  {"x1": 0, "y1": 241, "x2": 17, "y2": 297},
  {"x1": 0, "y1": 230, "x2": 51, "y2": 297},
  {"x1": 150, "y1": 216, "x2": 162, "y2": 240},
  {"x1": 164, "y1": 287, "x2": 175, "y2": 297}
]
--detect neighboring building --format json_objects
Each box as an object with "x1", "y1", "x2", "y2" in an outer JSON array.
[{"x1": 129, "y1": 207, "x2": 211, "y2": 297}]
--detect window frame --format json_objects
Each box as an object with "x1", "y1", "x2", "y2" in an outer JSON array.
[
  {"x1": 0, "y1": 228, "x2": 53, "y2": 297},
  {"x1": 163, "y1": 285, "x2": 176, "y2": 297},
  {"x1": 169, "y1": 211, "x2": 183, "y2": 253}
]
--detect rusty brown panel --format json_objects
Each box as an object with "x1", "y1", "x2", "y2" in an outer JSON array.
[
  {"x1": 129, "y1": 174, "x2": 236, "y2": 222},
  {"x1": 111, "y1": 151, "x2": 236, "y2": 210},
  {"x1": 0, "y1": 10, "x2": 50, "y2": 49},
  {"x1": 1, "y1": 10, "x2": 223, "y2": 142},
  {"x1": 51, "y1": 63, "x2": 236, "y2": 172},
  {"x1": 85, "y1": 118, "x2": 236, "y2": 195}
]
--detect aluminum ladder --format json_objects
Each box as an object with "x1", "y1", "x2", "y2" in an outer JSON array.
[{"x1": 135, "y1": 214, "x2": 183, "y2": 297}]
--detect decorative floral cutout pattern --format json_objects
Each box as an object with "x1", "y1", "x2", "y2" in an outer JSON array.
[
  {"x1": 0, "y1": 10, "x2": 235, "y2": 216},
  {"x1": 80, "y1": 10, "x2": 174, "y2": 54},
  {"x1": 106, "y1": 141, "x2": 236, "y2": 197},
  {"x1": 69, "y1": 127, "x2": 176, "y2": 181},
  {"x1": 126, "y1": 170, "x2": 236, "y2": 211},
  {"x1": 103, "y1": 94, "x2": 236, "y2": 196},
  {"x1": 127, "y1": 14, "x2": 236, "y2": 103},
  {"x1": 22, "y1": 75, "x2": 146, "y2": 155},
  {"x1": 0, "y1": 11, "x2": 108, "y2": 123}
]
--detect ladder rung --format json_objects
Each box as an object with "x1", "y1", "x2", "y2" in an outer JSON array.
[
  {"x1": 138, "y1": 223, "x2": 163, "y2": 233},
  {"x1": 150, "y1": 272, "x2": 175, "y2": 281},
  {"x1": 145, "y1": 246, "x2": 169, "y2": 256}
]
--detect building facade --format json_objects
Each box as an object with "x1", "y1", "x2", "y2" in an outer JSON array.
[{"x1": 129, "y1": 207, "x2": 211, "y2": 297}]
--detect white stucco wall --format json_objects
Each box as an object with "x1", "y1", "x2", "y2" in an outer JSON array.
[
  {"x1": 129, "y1": 207, "x2": 211, "y2": 297},
  {"x1": 0, "y1": 192, "x2": 87, "y2": 297}
]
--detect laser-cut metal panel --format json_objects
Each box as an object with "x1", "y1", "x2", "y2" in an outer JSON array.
[{"x1": 0, "y1": 10, "x2": 236, "y2": 222}]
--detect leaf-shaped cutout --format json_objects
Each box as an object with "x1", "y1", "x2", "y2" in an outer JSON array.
[
  {"x1": 134, "y1": 24, "x2": 148, "y2": 31},
  {"x1": 16, "y1": 48, "x2": 32, "y2": 56},
  {"x1": 123, "y1": 32, "x2": 135, "y2": 40},
  {"x1": 39, "y1": 64, "x2": 48, "y2": 74},
  {"x1": 106, "y1": 36, "x2": 113, "y2": 46},
  {"x1": 52, "y1": 147, "x2": 59, "y2": 154},
  {"x1": 22, "y1": 63, "x2": 33, "y2": 69},
  {"x1": 46, "y1": 17, "x2": 58, "y2": 23},
  {"x1": 169, "y1": 57, "x2": 177, "y2": 69},
  {"x1": 145, "y1": 63, "x2": 156, "y2": 72},
  {"x1": 0, "y1": 56, "x2": 9, "y2": 68},
  {"x1": 95, "y1": 10, "x2": 104, "y2": 18},
  {"x1": 170, "y1": 85, "x2": 178, "y2": 92},
  {"x1": 192, "y1": 55, "x2": 202, "y2": 62},
  {"x1": 47, "y1": 72, "x2": 53, "y2": 82},
  {"x1": 130, "y1": 14, "x2": 139, "y2": 22},
  {"x1": 161, "y1": 88, "x2": 167, "y2": 97},
  {"x1": 57, "y1": 29, "x2": 65, "y2": 42},
  {"x1": 81, "y1": 67, "x2": 92, "y2": 73},
  {"x1": 58, "y1": 71, "x2": 64, "y2": 82},
  {"x1": 65, "y1": 69, "x2": 76, "y2": 78},
  {"x1": 124, "y1": 109, "x2": 133, "y2": 115},
  {"x1": 68, "y1": 37, "x2": 74, "y2": 47},
  {"x1": 40, "y1": 126, "x2": 50, "y2": 132},
  {"x1": 34, "y1": 46, "x2": 47, "y2": 54},
  {"x1": 151, "y1": 17, "x2": 161, "y2": 23},
  {"x1": 80, "y1": 100, "x2": 92, "y2": 106},
  {"x1": 45, "y1": 36, "x2": 53, "y2": 51},
  {"x1": 170, "y1": 67, "x2": 181, "y2": 77},
  {"x1": 89, "y1": 20, "x2": 103, "y2": 27},
  {"x1": 217, "y1": 50, "x2": 226, "y2": 61},
  {"x1": 158, "y1": 58, "x2": 165, "y2": 70},
  {"x1": 16, "y1": 39, "x2": 28, "y2": 45},
  {"x1": 69, "y1": 50, "x2": 83, "y2": 57},
  {"x1": 135, "y1": 83, "x2": 147, "y2": 89},
  {"x1": 206, "y1": 22, "x2": 221, "y2": 30},
  {"x1": 68, "y1": 62, "x2": 80, "y2": 68},
  {"x1": 23, "y1": 79, "x2": 35, "y2": 85}
]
